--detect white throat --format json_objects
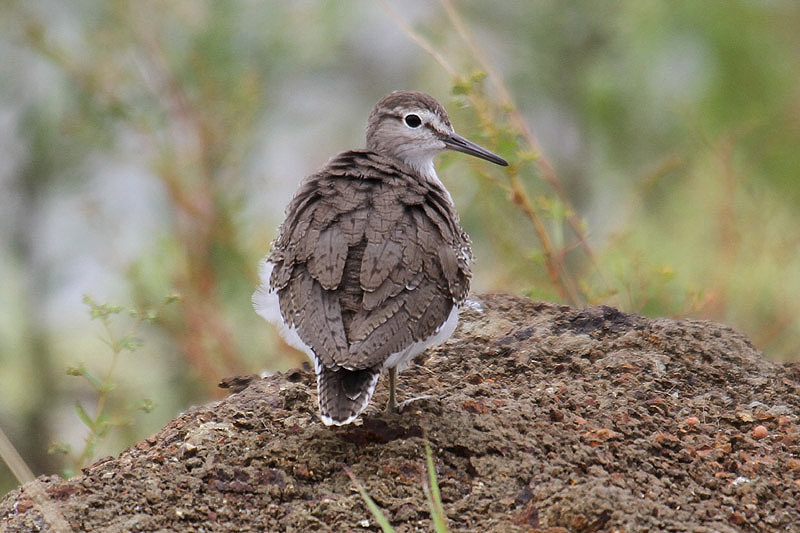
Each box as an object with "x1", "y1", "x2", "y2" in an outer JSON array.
[
  {"x1": 407, "y1": 155, "x2": 453, "y2": 205},
  {"x1": 406, "y1": 154, "x2": 437, "y2": 183}
]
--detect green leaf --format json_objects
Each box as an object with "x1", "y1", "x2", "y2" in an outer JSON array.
[
  {"x1": 74, "y1": 402, "x2": 95, "y2": 431},
  {"x1": 162, "y1": 293, "x2": 181, "y2": 305},
  {"x1": 47, "y1": 442, "x2": 71, "y2": 455},
  {"x1": 80, "y1": 368, "x2": 105, "y2": 391},
  {"x1": 117, "y1": 335, "x2": 144, "y2": 352},
  {"x1": 134, "y1": 398, "x2": 157, "y2": 413},
  {"x1": 451, "y1": 78, "x2": 471, "y2": 96},
  {"x1": 83, "y1": 295, "x2": 124, "y2": 320},
  {"x1": 66, "y1": 363, "x2": 87, "y2": 377},
  {"x1": 514, "y1": 149, "x2": 538, "y2": 163},
  {"x1": 98, "y1": 380, "x2": 116, "y2": 394},
  {"x1": 468, "y1": 70, "x2": 487, "y2": 84},
  {"x1": 659, "y1": 265, "x2": 677, "y2": 281}
]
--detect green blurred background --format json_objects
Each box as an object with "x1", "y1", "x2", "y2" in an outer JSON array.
[{"x1": 1, "y1": 0, "x2": 799, "y2": 496}]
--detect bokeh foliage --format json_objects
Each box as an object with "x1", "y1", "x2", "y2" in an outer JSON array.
[{"x1": 1, "y1": 0, "x2": 798, "y2": 495}]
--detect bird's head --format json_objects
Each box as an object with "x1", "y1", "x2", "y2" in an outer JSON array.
[{"x1": 365, "y1": 90, "x2": 508, "y2": 180}]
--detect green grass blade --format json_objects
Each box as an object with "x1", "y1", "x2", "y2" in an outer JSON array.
[
  {"x1": 424, "y1": 442, "x2": 449, "y2": 533},
  {"x1": 343, "y1": 464, "x2": 394, "y2": 533}
]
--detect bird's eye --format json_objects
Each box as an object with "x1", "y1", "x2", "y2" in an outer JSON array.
[{"x1": 404, "y1": 114, "x2": 422, "y2": 128}]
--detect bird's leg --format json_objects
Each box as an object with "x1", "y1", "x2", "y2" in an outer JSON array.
[{"x1": 386, "y1": 367, "x2": 397, "y2": 413}]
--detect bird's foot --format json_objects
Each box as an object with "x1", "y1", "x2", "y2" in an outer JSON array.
[
  {"x1": 385, "y1": 396, "x2": 397, "y2": 414},
  {"x1": 395, "y1": 394, "x2": 434, "y2": 413}
]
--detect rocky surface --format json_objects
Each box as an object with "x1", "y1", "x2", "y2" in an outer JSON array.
[{"x1": 2, "y1": 294, "x2": 799, "y2": 532}]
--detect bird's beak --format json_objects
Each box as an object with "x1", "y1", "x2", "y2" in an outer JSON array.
[{"x1": 444, "y1": 132, "x2": 508, "y2": 166}]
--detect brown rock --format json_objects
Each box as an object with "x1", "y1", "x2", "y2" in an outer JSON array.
[{"x1": 2, "y1": 294, "x2": 799, "y2": 532}]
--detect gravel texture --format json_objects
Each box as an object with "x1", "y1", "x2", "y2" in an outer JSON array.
[{"x1": 2, "y1": 293, "x2": 799, "y2": 532}]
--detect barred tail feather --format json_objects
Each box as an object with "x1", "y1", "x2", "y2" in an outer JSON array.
[{"x1": 317, "y1": 365, "x2": 381, "y2": 426}]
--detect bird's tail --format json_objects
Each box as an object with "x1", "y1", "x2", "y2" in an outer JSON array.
[{"x1": 316, "y1": 365, "x2": 381, "y2": 426}]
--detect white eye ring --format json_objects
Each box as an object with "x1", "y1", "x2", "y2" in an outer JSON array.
[{"x1": 404, "y1": 114, "x2": 422, "y2": 128}]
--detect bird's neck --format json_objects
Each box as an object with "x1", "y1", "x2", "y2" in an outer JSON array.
[
  {"x1": 405, "y1": 156, "x2": 454, "y2": 206},
  {"x1": 362, "y1": 148, "x2": 455, "y2": 204},
  {"x1": 402, "y1": 154, "x2": 438, "y2": 185}
]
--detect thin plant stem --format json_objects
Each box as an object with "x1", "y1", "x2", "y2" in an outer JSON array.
[
  {"x1": 380, "y1": 1, "x2": 600, "y2": 304},
  {"x1": 0, "y1": 425, "x2": 35, "y2": 485},
  {"x1": 73, "y1": 314, "x2": 126, "y2": 469},
  {"x1": 439, "y1": 0, "x2": 596, "y2": 260},
  {"x1": 377, "y1": 0, "x2": 457, "y2": 78}
]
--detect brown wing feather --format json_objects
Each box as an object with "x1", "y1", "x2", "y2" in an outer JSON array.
[
  {"x1": 284, "y1": 269, "x2": 349, "y2": 368},
  {"x1": 306, "y1": 226, "x2": 348, "y2": 290},
  {"x1": 269, "y1": 150, "x2": 471, "y2": 373},
  {"x1": 360, "y1": 238, "x2": 404, "y2": 292}
]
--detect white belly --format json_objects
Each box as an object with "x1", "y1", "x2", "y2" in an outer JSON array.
[{"x1": 252, "y1": 259, "x2": 318, "y2": 363}]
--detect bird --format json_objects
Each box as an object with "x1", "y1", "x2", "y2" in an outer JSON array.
[{"x1": 253, "y1": 90, "x2": 508, "y2": 425}]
